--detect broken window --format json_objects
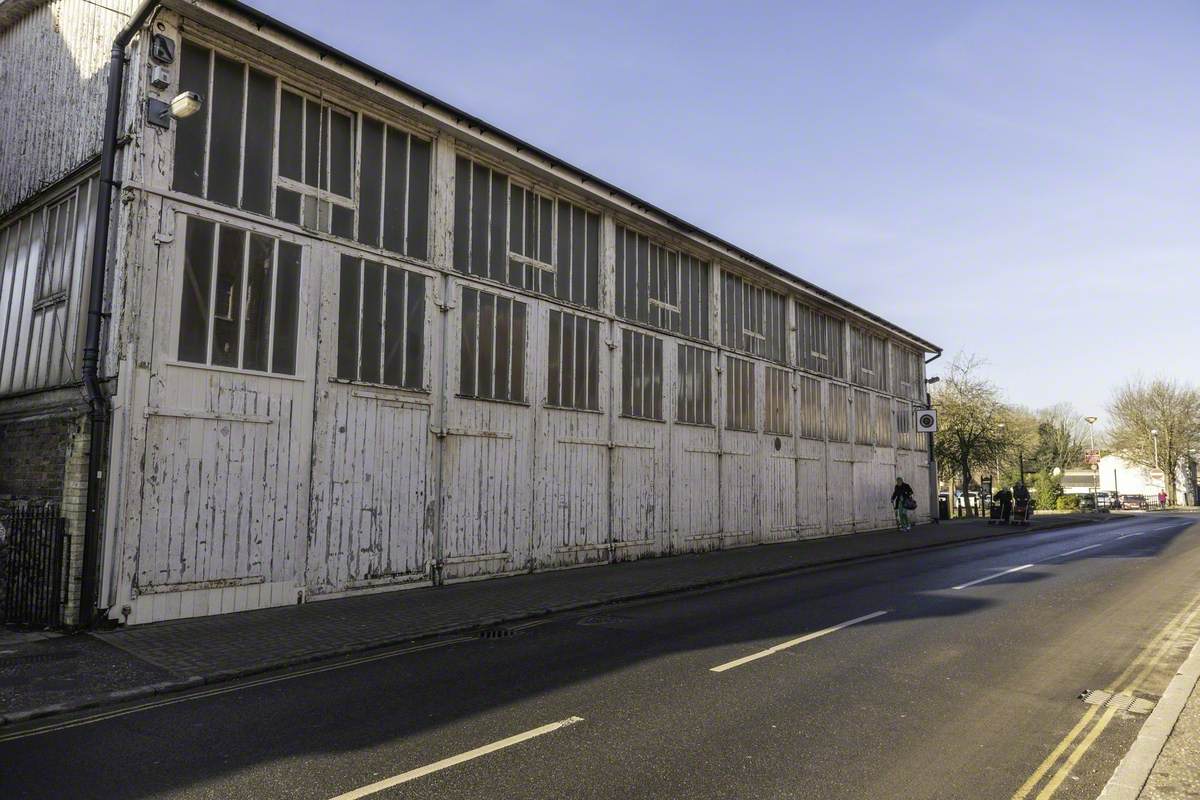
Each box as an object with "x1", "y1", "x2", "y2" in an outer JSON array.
[
  {"x1": 336, "y1": 255, "x2": 427, "y2": 390},
  {"x1": 798, "y1": 375, "x2": 823, "y2": 440},
  {"x1": 547, "y1": 309, "x2": 601, "y2": 411},
  {"x1": 615, "y1": 226, "x2": 709, "y2": 340},
  {"x1": 827, "y1": 383, "x2": 850, "y2": 443},
  {"x1": 676, "y1": 344, "x2": 714, "y2": 426},
  {"x1": 621, "y1": 328, "x2": 664, "y2": 421},
  {"x1": 177, "y1": 216, "x2": 301, "y2": 374},
  {"x1": 725, "y1": 356, "x2": 756, "y2": 432},
  {"x1": 454, "y1": 158, "x2": 599, "y2": 309},
  {"x1": 721, "y1": 272, "x2": 786, "y2": 362},
  {"x1": 173, "y1": 41, "x2": 276, "y2": 216},
  {"x1": 459, "y1": 286, "x2": 526, "y2": 403},
  {"x1": 796, "y1": 302, "x2": 844, "y2": 379},
  {"x1": 764, "y1": 366, "x2": 791, "y2": 435}
]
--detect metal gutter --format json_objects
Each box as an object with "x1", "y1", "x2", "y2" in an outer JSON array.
[
  {"x1": 78, "y1": 0, "x2": 159, "y2": 626},
  {"x1": 176, "y1": 0, "x2": 940, "y2": 355}
]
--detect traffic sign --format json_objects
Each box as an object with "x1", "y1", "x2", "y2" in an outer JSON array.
[
  {"x1": 1084, "y1": 450, "x2": 1101, "y2": 465},
  {"x1": 1149, "y1": 468, "x2": 1165, "y2": 482}
]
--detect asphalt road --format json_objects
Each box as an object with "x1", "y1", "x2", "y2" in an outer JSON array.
[{"x1": 4, "y1": 513, "x2": 1200, "y2": 800}]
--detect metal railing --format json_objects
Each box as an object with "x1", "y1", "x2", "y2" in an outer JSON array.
[{"x1": 1, "y1": 506, "x2": 69, "y2": 627}]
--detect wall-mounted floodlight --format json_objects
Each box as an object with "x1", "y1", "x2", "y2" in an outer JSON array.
[
  {"x1": 925, "y1": 376, "x2": 940, "y2": 385},
  {"x1": 147, "y1": 91, "x2": 204, "y2": 129}
]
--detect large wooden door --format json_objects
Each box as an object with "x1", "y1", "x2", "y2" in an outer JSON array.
[{"x1": 307, "y1": 248, "x2": 436, "y2": 595}]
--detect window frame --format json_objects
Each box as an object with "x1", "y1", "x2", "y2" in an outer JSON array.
[
  {"x1": 619, "y1": 326, "x2": 665, "y2": 422},
  {"x1": 764, "y1": 365, "x2": 792, "y2": 436},
  {"x1": 169, "y1": 209, "x2": 307, "y2": 379},
  {"x1": 456, "y1": 280, "x2": 530, "y2": 405},
  {"x1": 545, "y1": 306, "x2": 604, "y2": 413},
  {"x1": 675, "y1": 342, "x2": 716, "y2": 428}
]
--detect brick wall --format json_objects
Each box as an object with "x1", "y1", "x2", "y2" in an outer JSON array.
[
  {"x1": 0, "y1": 415, "x2": 78, "y2": 502},
  {"x1": 0, "y1": 411, "x2": 90, "y2": 626}
]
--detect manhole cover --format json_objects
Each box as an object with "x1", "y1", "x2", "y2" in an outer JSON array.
[{"x1": 1079, "y1": 689, "x2": 1155, "y2": 715}]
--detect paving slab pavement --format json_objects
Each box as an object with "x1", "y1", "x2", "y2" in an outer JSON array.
[{"x1": 0, "y1": 511, "x2": 1105, "y2": 725}]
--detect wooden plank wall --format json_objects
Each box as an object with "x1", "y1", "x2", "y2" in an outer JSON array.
[{"x1": 0, "y1": 0, "x2": 138, "y2": 217}]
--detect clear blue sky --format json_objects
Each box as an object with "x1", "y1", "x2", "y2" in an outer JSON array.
[{"x1": 251, "y1": 0, "x2": 1199, "y2": 418}]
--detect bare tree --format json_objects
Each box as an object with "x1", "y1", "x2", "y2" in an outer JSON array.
[
  {"x1": 1033, "y1": 403, "x2": 1088, "y2": 473},
  {"x1": 1106, "y1": 379, "x2": 1200, "y2": 504},
  {"x1": 932, "y1": 354, "x2": 1009, "y2": 516}
]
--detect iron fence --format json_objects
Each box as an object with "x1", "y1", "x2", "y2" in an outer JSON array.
[{"x1": 1, "y1": 506, "x2": 69, "y2": 627}]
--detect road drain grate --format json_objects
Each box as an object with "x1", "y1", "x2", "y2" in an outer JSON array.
[
  {"x1": 479, "y1": 627, "x2": 516, "y2": 639},
  {"x1": 1078, "y1": 689, "x2": 1155, "y2": 714}
]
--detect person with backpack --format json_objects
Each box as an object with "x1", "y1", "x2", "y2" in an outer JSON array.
[{"x1": 892, "y1": 477, "x2": 916, "y2": 531}]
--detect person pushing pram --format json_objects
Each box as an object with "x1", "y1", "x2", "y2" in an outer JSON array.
[{"x1": 989, "y1": 485, "x2": 1013, "y2": 525}]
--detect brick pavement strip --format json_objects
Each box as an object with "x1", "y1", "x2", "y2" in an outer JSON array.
[{"x1": 3, "y1": 513, "x2": 1104, "y2": 725}]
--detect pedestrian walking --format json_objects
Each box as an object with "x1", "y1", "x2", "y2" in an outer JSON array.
[
  {"x1": 892, "y1": 477, "x2": 916, "y2": 531},
  {"x1": 1158, "y1": 490, "x2": 1167, "y2": 509}
]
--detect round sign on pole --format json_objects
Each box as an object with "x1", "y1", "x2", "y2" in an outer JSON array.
[{"x1": 1149, "y1": 468, "x2": 1165, "y2": 482}]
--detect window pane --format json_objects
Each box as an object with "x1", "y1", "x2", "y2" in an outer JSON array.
[
  {"x1": 460, "y1": 287, "x2": 477, "y2": 397},
  {"x1": 331, "y1": 205, "x2": 355, "y2": 239},
  {"x1": 242, "y1": 234, "x2": 273, "y2": 371},
  {"x1": 560, "y1": 310, "x2": 574, "y2": 409},
  {"x1": 453, "y1": 156, "x2": 471, "y2": 272},
  {"x1": 272, "y1": 241, "x2": 301, "y2": 375},
  {"x1": 404, "y1": 273, "x2": 425, "y2": 389},
  {"x1": 275, "y1": 188, "x2": 301, "y2": 224},
  {"x1": 511, "y1": 300, "x2": 526, "y2": 402},
  {"x1": 383, "y1": 127, "x2": 408, "y2": 254},
  {"x1": 572, "y1": 316, "x2": 587, "y2": 408},
  {"x1": 470, "y1": 163, "x2": 489, "y2": 277},
  {"x1": 360, "y1": 260, "x2": 383, "y2": 384},
  {"x1": 304, "y1": 99, "x2": 321, "y2": 189},
  {"x1": 211, "y1": 225, "x2": 245, "y2": 367},
  {"x1": 242, "y1": 68, "x2": 275, "y2": 215},
  {"x1": 207, "y1": 55, "x2": 244, "y2": 207},
  {"x1": 585, "y1": 212, "x2": 599, "y2": 309},
  {"x1": 278, "y1": 90, "x2": 304, "y2": 182},
  {"x1": 173, "y1": 41, "x2": 209, "y2": 196},
  {"x1": 406, "y1": 136, "x2": 431, "y2": 260},
  {"x1": 477, "y1": 291, "x2": 494, "y2": 398},
  {"x1": 494, "y1": 296, "x2": 511, "y2": 400},
  {"x1": 547, "y1": 310, "x2": 561, "y2": 407},
  {"x1": 329, "y1": 109, "x2": 354, "y2": 198},
  {"x1": 358, "y1": 117, "x2": 383, "y2": 247},
  {"x1": 571, "y1": 205, "x2": 585, "y2": 305},
  {"x1": 178, "y1": 217, "x2": 214, "y2": 363},
  {"x1": 336, "y1": 255, "x2": 360, "y2": 380},
  {"x1": 489, "y1": 172, "x2": 508, "y2": 281},
  {"x1": 383, "y1": 268, "x2": 406, "y2": 387},
  {"x1": 585, "y1": 319, "x2": 599, "y2": 410}
]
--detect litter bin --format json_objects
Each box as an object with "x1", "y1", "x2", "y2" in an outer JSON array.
[{"x1": 938, "y1": 496, "x2": 950, "y2": 520}]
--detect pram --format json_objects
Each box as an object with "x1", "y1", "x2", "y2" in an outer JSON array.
[{"x1": 1013, "y1": 497, "x2": 1032, "y2": 526}]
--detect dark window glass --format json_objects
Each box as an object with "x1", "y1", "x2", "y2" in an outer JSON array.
[
  {"x1": 242, "y1": 234, "x2": 274, "y2": 371},
  {"x1": 404, "y1": 273, "x2": 425, "y2": 389},
  {"x1": 173, "y1": 41, "x2": 209, "y2": 196},
  {"x1": 383, "y1": 268, "x2": 406, "y2": 387},
  {"x1": 547, "y1": 310, "x2": 561, "y2": 407},
  {"x1": 275, "y1": 188, "x2": 301, "y2": 224},
  {"x1": 765, "y1": 366, "x2": 791, "y2": 435},
  {"x1": 494, "y1": 296, "x2": 511, "y2": 400},
  {"x1": 477, "y1": 290, "x2": 494, "y2": 398},
  {"x1": 207, "y1": 54, "x2": 244, "y2": 207},
  {"x1": 615, "y1": 226, "x2": 707, "y2": 339},
  {"x1": 178, "y1": 217, "x2": 214, "y2": 363},
  {"x1": 560, "y1": 311, "x2": 574, "y2": 408},
  {"x1": 358, "y1": 117, "x2": 383, "y2": 247},
  {"x1": 328, "y1": 109, "x2": 354, "y2": 198},
  {"x1": 360, "y1": 260, "x2": 384, "y2": 384},
  {"x1": 511, "y1": 301, "x2": 526, "y2": 402},
  {"x1": 406, "y1": 136, "x2": 430, "y2": 260},
  {"x1": 242, "y1": 68, "x2": 276, "y2": 215},
  {"x1": 726, "y1": 356, "x2": 755, "y2": 432},
  {"x1": 331, "y1": 205, "x2": 355, "y2": 239},
  {"x1": 460, "y1": 287, "x2": 477, "y2": 397},
  {"x1": 336, "y1": 255, "x2": 360, "y2": 380},
  {"x1": 272, "y1": 241, "x2": 301, "y2": 375},
  {"x1": 453, "y1": 156, "x2": 471, "y2": 273},
  {"x1": 621, "y1": 328, "x2": 663, "y2": 421},
  {"x1": 488, "y1": 172, "x2": 507, "y2": 282},
  {"x1": 676, "y1": 344, "x2": 713, "y2": 426},
  {"x1": 211, "y1": 225, "x2": 245, "y2": 367},
  {"x1": 278, "y1": 90, "x2": 304, "y2": 182},
  {"x1": 382, "y1": 127, "x2": 408, "y2": 254},
  {"x1": 470, "y1": 162, "x2": 489, "y2": 277},
  {"x1": 304, "y1": 100, "x2": 322, "y2": 189}
]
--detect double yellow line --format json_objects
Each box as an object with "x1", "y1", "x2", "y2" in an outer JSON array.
[{"x1": 1011, "y1": 590, "x2": 1200, "y2": 799}]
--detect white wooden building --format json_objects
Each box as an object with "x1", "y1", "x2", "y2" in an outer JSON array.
[{"x1": 0, "y1": 0, "x2": 940, "y2": 626}]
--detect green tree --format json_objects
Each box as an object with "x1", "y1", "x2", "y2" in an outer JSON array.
[
  {"x1": 932, "y1": 354, "x2": 1009, "y2": 516},
  {"x1": 1031, "y1": 469, "x2": 1063, "y2": 510},
  {"x1": 1106, "y1": 379, "x2": 1200, "y2": 504},
  {"x1": 1032, "y1": 403, "x2": 1088, "y2": 473}
]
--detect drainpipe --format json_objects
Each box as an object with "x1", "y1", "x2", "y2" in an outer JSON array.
[{"x1": 79, "y1": 0, "x2": 159, "y2": 626}]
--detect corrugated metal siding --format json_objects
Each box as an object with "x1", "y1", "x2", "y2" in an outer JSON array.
[{"x1": 0, "y1": 0, "x2": 135, "y2": 217}]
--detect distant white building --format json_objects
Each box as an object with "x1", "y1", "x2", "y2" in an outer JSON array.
[{"x1": 1062, "y1": 454, "x2": 1193, "y2": 504}]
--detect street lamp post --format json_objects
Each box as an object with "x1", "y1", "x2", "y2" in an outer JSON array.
[
  {"x1": 1151, "y1": 428, "x2": 1162, "y2": 505},
  {"x1": 1085, "y1": 416, "x2": 1099, "y2": 511}
]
